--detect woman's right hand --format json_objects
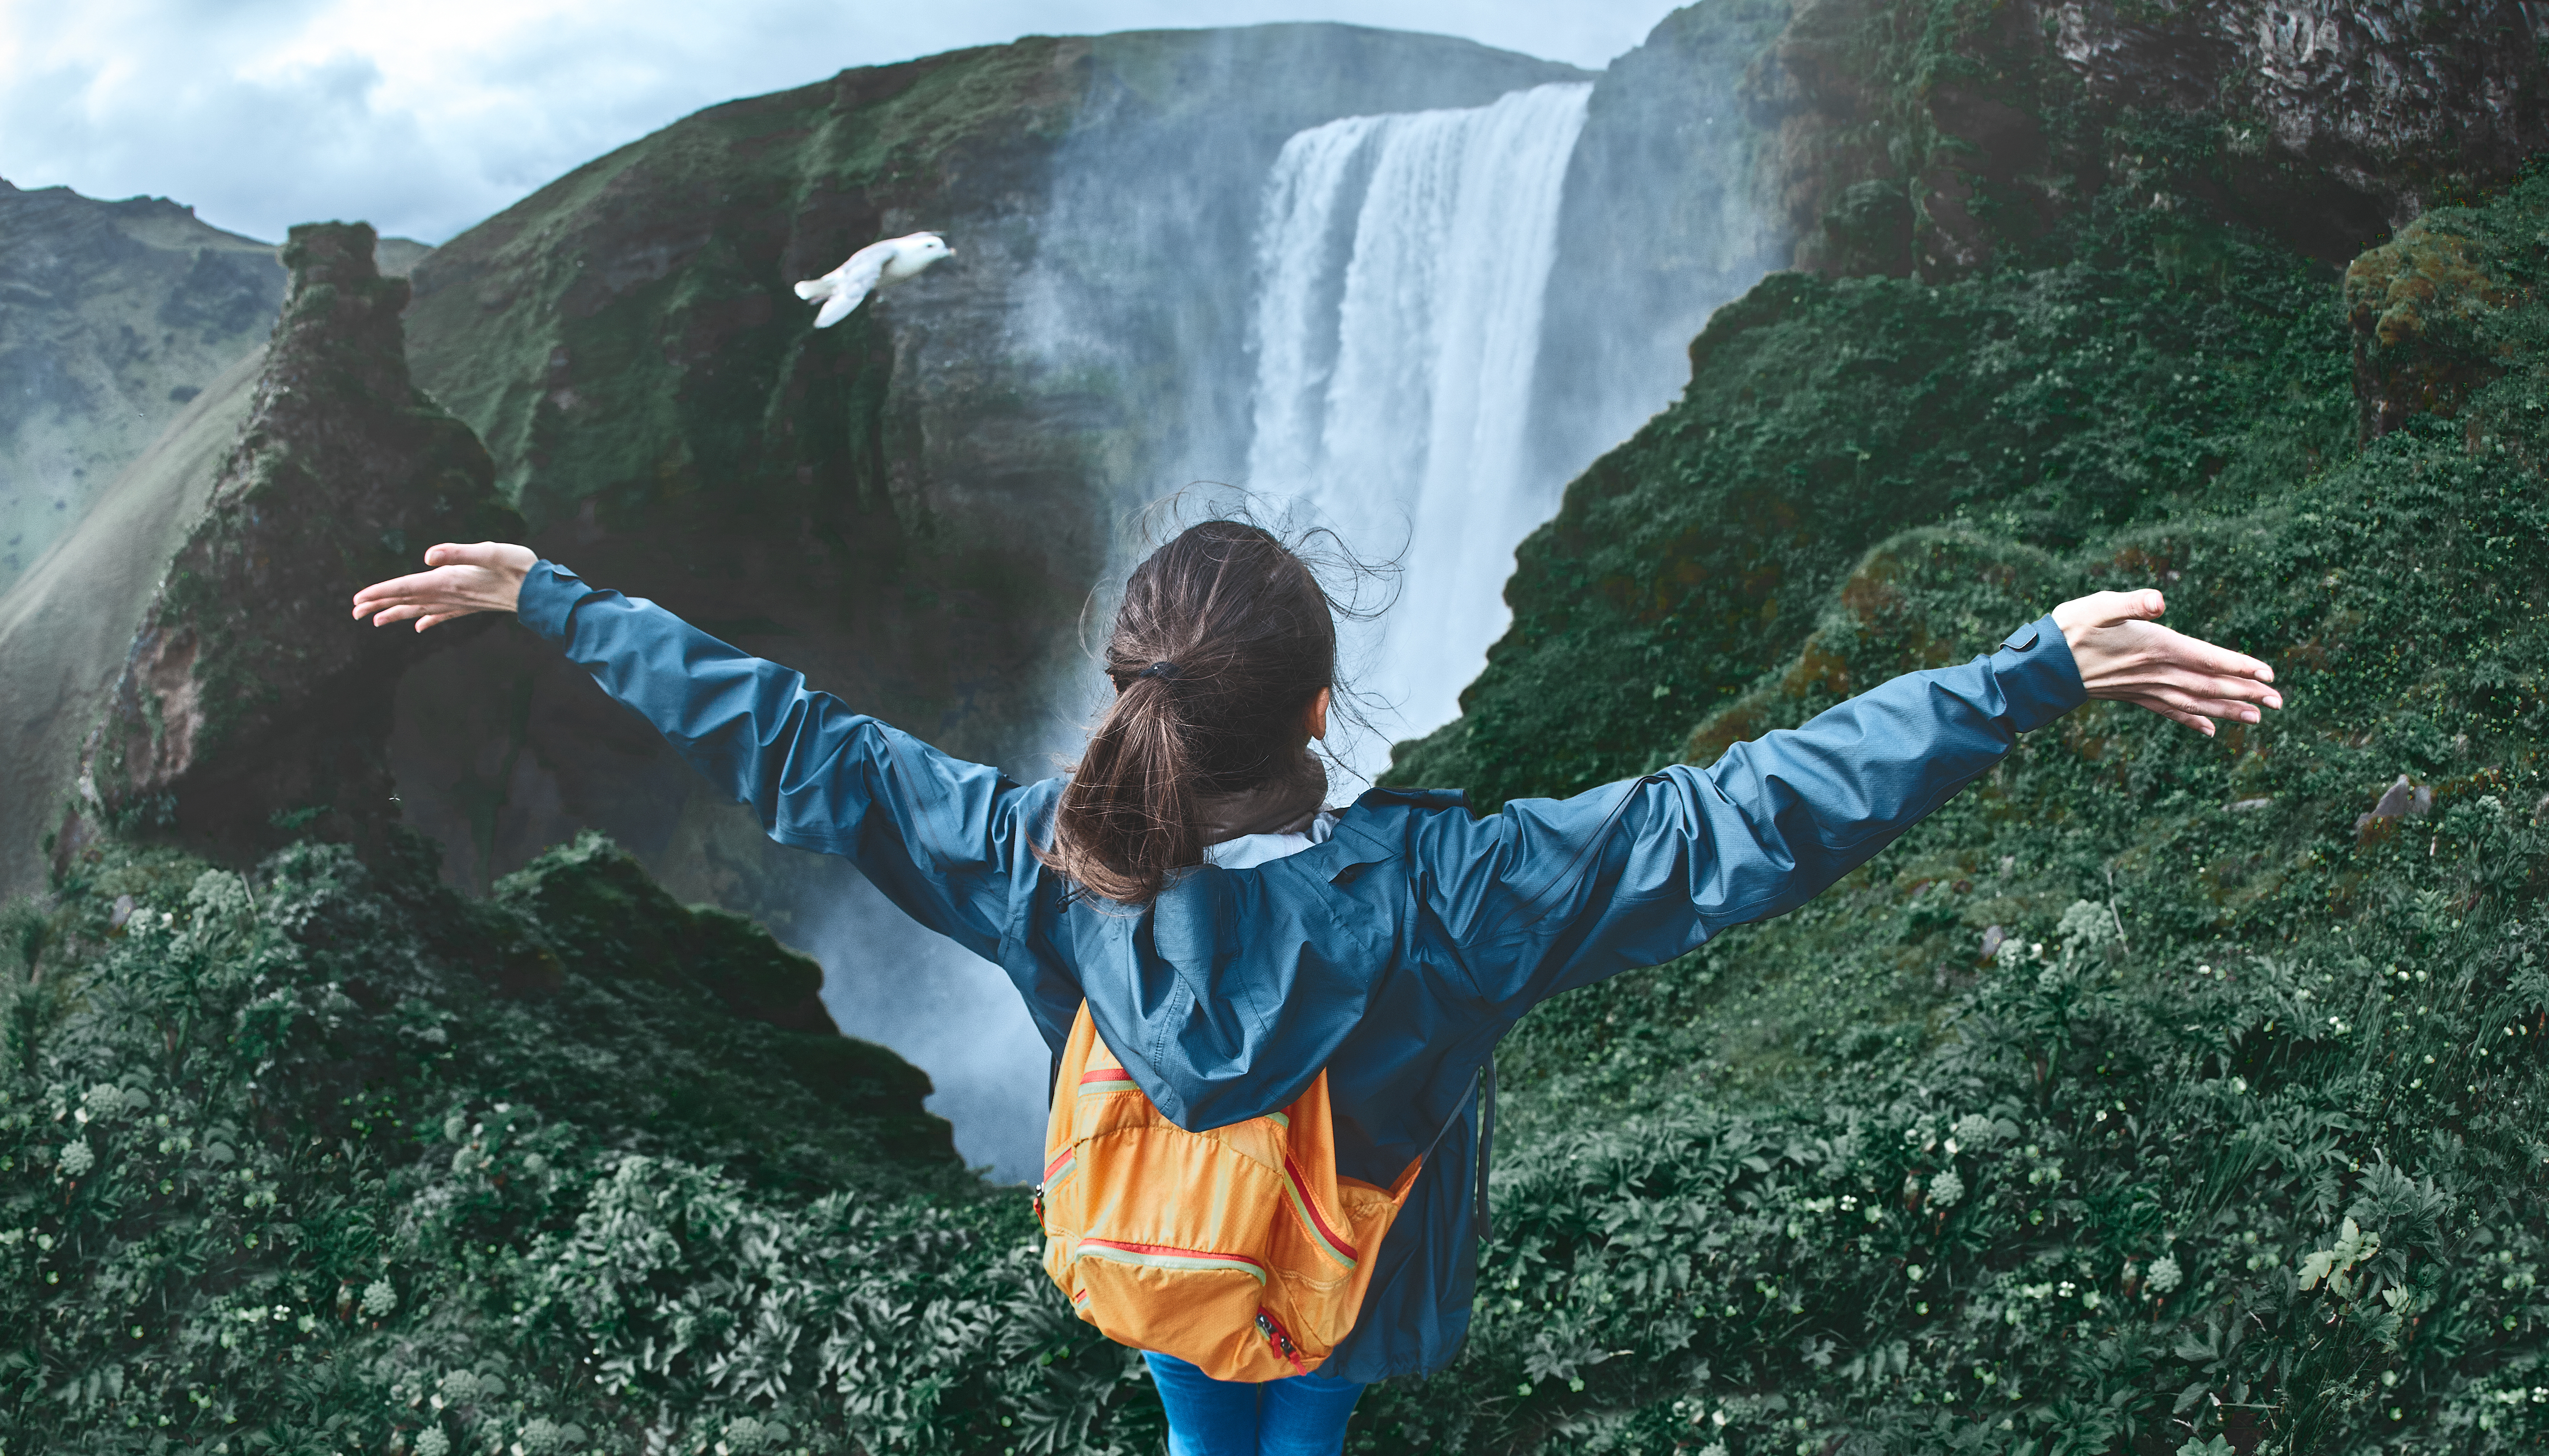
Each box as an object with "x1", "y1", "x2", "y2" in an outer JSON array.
[{"x1": 351, "y1": 542, "x2": 535, "y2": 631}]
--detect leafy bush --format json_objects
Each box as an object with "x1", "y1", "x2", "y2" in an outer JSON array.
[{"x1": 0, "y1": 837, "x2": 1173, "y2": 1454}]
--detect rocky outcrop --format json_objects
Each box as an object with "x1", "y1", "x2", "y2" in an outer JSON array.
[
  {"x1": 2342, "y1": 184, "x2": 2547, "y2": 438},
  {"x1": 56, "y1": 222, "x2": 519, "y2": 873},
  {"x1": 1533, "y1": 0, "x2": 1795, "y2": 492}
]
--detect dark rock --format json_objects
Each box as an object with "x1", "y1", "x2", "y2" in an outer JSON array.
[
  {"x1": 494, "y1": 830, "x2": 841, "y2": 1038},
  {"x1": 1750, "y1": 0, "x2": 2549, "y2": 280},
  {"x1": 56, "y1": 222, "x2": 522, "y2": 873},
  {"x1": 2355, "y1": 773, "x2": 2433, "y2": 836},
  {"x1": 488, "y1": 830, "x2": 955, "y2": 1165}
]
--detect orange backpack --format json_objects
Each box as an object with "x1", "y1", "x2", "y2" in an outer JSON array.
[{"x1": 1033, "y1": 1001, "x2": 1474, "y2": 1381}]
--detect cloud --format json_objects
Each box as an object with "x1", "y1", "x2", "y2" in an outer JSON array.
[{"x1": 1, "y1": 0, "x2": 1676, "y2": 244}]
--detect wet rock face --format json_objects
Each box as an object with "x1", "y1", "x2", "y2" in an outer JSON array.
[
  {"x1": 1759, "y1": 0, "x2": 2549, "y2": 280},
  {"x1": 2052, "y1": 1, "x2": 2544, "y2": 204},
  {"x1": 61, "y1": 222, "x2": 520, "y2": 872}
]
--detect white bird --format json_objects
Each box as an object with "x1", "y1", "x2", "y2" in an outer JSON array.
[{"x1": 792, "y1": 232, "x2": 953, "y2": 327}]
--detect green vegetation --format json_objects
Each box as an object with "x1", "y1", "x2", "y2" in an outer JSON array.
[
  {"x1": 0, "y1": 831, "x2": 1057, "y2": 1454},
  {"x1": 1349, "y1": 170, "x2": 2549, "y2": 1451},
  {"x1": 1391, "y1": 190, "x2": 2351, "y2": 810}
]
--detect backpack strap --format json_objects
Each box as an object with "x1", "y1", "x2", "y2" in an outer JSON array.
[
  {"x1": 1398, "y1": 1060, "x2": 1494, "y2": 1234},
  {"x1": 1475, "y1": 1057, "x2": 1497, "y2": 1244}
]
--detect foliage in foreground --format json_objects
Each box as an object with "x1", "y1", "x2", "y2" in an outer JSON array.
[{"x1": 0, "y1": 836, "x2": 1101, "y2": 1456}]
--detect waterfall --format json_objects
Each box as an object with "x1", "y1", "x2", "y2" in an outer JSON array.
[{"x1": 1245, "y1": 82, "x2": 1593, "y2": 775}]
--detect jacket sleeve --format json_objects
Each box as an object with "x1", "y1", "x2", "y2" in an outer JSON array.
[
  {"x1": 1415, "y1": 619, "x2": 2087, "y2": 1011},
  {"x1": 515, "y1": 560, "x2": 1035, "y2": 960}
]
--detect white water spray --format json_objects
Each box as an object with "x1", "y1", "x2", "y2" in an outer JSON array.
[{"x1": 1245, "y1": 82, "x2": 1593, "y2": 774}]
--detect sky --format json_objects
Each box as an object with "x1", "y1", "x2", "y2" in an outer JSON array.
[{"x1": 0, "y1": 0, "x2": 1682, "y2": 245}]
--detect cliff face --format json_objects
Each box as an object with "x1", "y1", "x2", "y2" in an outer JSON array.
[
  {"x1": 57, "y1": 222, "x2": 521, "y2": 872},
  {"x1": 393, "y1": 24, "x2": 1584, "y2": 913},
  {"x1": 1533, "y1": 0, "x2": 1796, "y2": 490},
  {"x1": 1756, "y1": 0, "x2": 2549, "y2": 278}
]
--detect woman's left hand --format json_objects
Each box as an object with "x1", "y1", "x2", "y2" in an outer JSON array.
[{"x1": 2053, "y1": 589, "x2": 2282, "y2": 736}]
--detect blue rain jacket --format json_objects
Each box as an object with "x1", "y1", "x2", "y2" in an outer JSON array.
[{"x1": 516, "y1": 560, "x2": 2087, "y2": 1383}]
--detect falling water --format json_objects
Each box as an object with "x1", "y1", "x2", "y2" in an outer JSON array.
[{"x1": 1245, "y1": 83, "x2": 1594, "y2": 772}]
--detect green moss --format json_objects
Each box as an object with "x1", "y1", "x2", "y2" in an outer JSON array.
[{"x1": 2345, "y1": 181, "x2": 2549, "y2": 437}]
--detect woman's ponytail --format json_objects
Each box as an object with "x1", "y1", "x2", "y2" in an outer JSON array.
[{"x1": 1041, "y1": 521, "x2": 1337, "y2": 905}]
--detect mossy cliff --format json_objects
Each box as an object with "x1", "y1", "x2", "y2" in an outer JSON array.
[
  {"x1": 56, "y1": 223, "x2": 522, "y2": 874},
  {"x1": 1394, "y1": 195, "x2": 2349, "y2": 809},
  {"x1": 1532, "y1": 0, "x2": 2548, "y2": 664},
  {"x1": 1340, "y1": 171, "x2": 2549, "y2": 1456},
  {"x1": 392, "y1": 25, "x2": 1583, "y2": 915}
]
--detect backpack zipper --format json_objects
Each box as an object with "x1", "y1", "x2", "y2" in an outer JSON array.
[{"x1": 1254, "y1": 1309, "x2": 1309, "y2": 1375}]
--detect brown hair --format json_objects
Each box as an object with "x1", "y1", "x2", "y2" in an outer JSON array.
[{"x1": 1040, "y1": 520, "x2": 1338, "y2": 905}]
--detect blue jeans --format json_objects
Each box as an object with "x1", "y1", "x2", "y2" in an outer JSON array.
[{"x1": 1144, "y1": 1352, "x2": 1366, "y2": 1455}]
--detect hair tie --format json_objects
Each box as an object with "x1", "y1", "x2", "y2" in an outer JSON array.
[{"x1": 1135, "y1": 661, "x2": 1180, "y2": 681}]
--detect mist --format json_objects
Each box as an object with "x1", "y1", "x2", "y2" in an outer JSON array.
[{"x1": 797, "y1": 862, "x2": 1053, "y2": 1181}]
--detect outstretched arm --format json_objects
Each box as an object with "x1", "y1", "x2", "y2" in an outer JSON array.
[
  {"x1": 1427, "y1": 594, "x2": 2279, "y2": 1011},
  {"x1": 352, "y1": 543, "x2": 1035, "y2": 959}
]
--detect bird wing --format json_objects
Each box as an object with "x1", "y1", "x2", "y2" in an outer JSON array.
[
  {"x1": 796, "y1": 238, "x2": 896, "y2": 327},
  {"x1": 832, "y1": 238, "x2": 894, "y2": 295},
  {"x1": 812, "y1": 288, "x2": 866, "y2": 328}
]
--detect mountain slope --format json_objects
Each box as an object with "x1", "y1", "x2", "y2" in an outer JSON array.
[
  {"x1": 0, "y1": 345, "x2": 260, "y2": 904},
  {"x1": 1344, "y1": 163, "x2": 2549, "y2": 1456},
  {"x1": 0, "y1": 181, "x2": 284, "y2": 594}
]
